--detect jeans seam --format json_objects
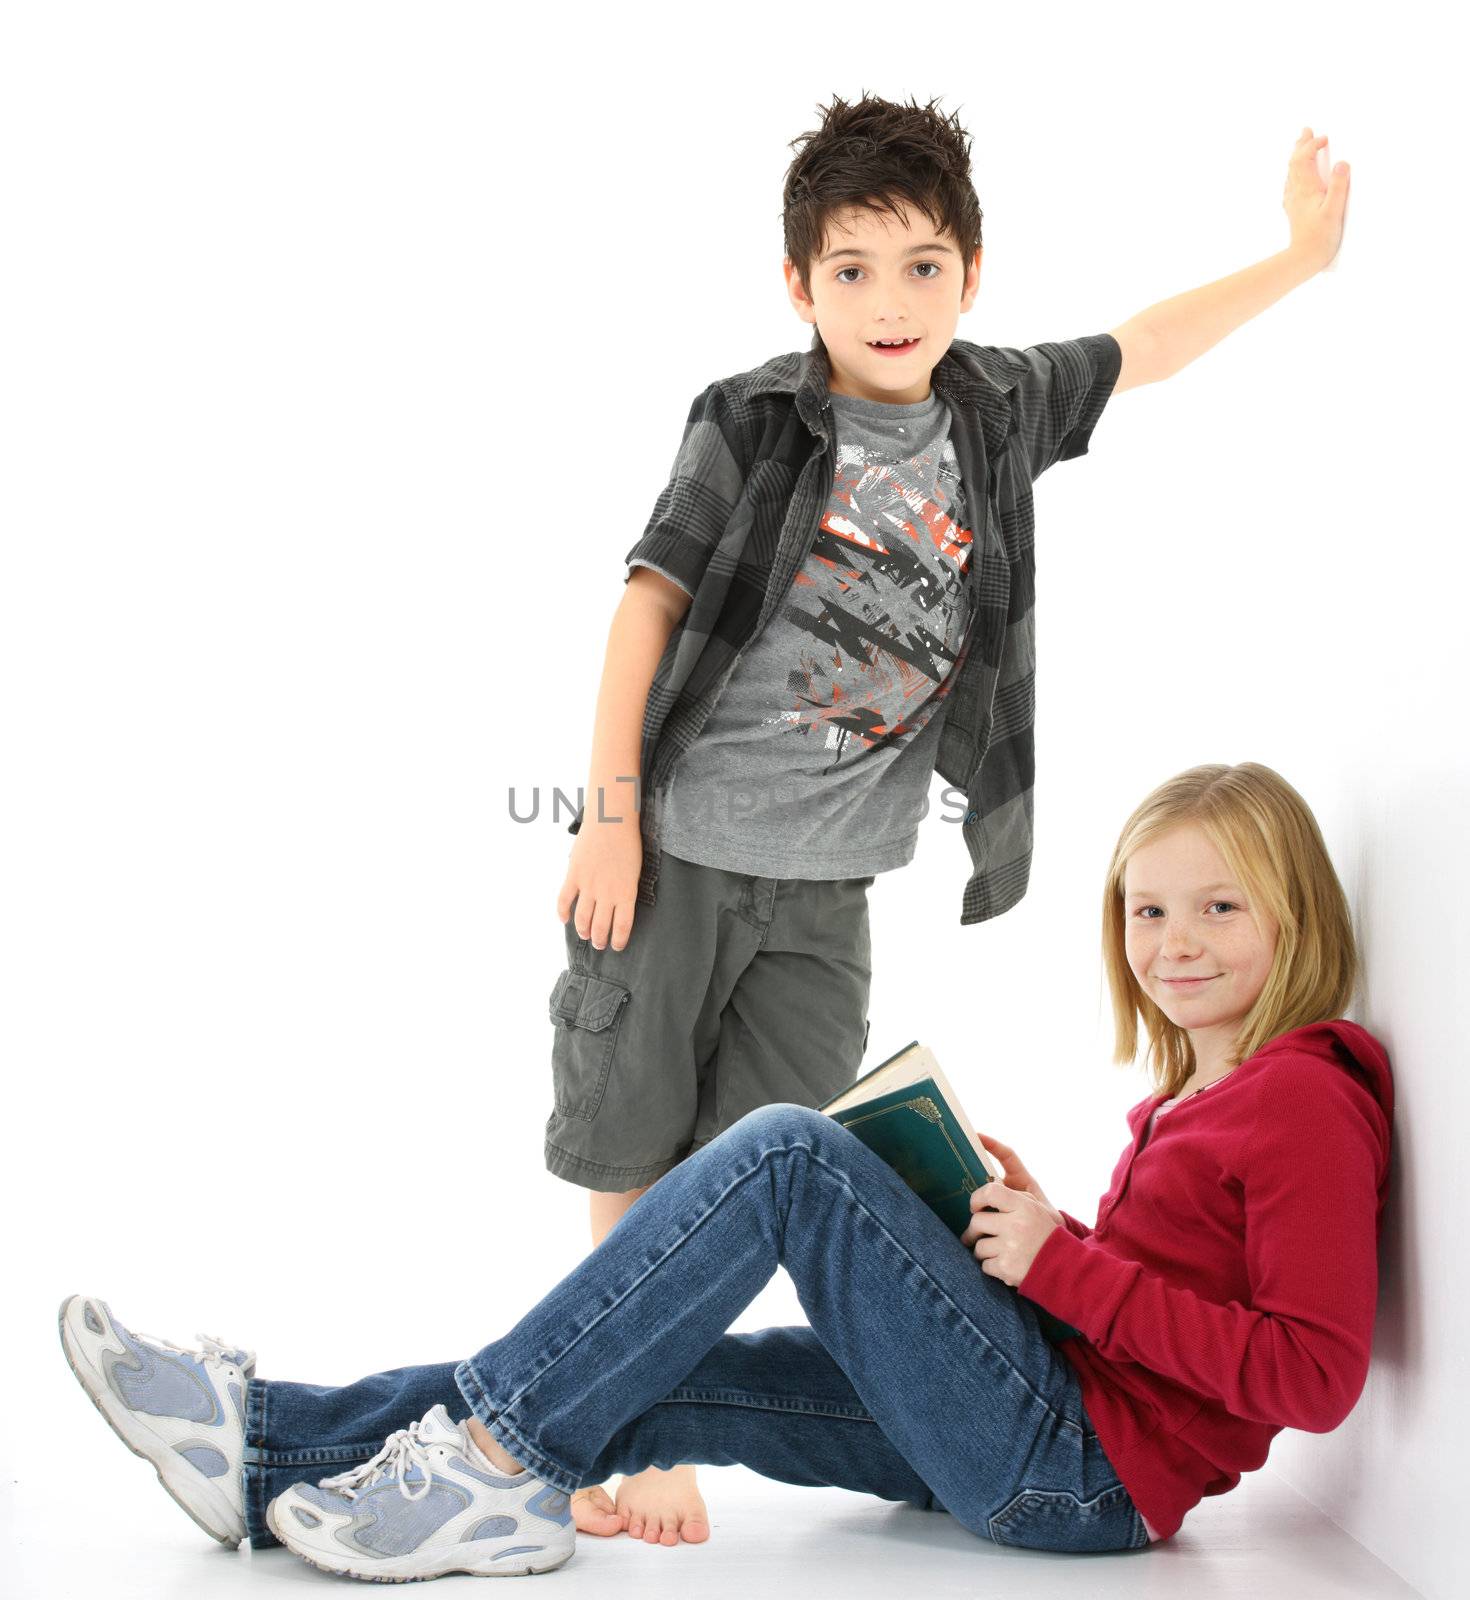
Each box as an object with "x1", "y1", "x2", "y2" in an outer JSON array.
[
  {"x1": 249, "y1": 1443, "x2": 390, "y2": 1465},
  {"x1": 244, "y1": 1378, "x2": 269, "y2": 1543},
  {"x1": 659, "y1": 1389, "x2": 879, "y2": 1422}
]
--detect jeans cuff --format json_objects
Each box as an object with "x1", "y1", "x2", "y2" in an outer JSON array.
[
  {"x1": 242, "y1": 1378, "x2": 278, "y2": 1549},
  {"x1": 453, "y1": 1358, "x2": 580, "y2": 1496}
]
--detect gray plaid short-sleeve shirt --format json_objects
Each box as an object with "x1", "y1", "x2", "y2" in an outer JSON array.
[{"x1": 571, "y1": 326, "x2": 1121, "y2": 926}]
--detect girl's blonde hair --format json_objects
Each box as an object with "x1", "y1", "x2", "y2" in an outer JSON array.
[{"x1": 1102, "y1": 763, "x2": 1357, "y2": 1095}]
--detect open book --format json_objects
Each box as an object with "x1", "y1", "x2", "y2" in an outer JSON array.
[{"x1": 820, "y1": 1040, "x2": 1080, "y2": 1344}]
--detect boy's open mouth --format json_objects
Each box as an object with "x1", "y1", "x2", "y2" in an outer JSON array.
[{"x1": 868, "y1": 337, "x2": 921, "y2": 355}]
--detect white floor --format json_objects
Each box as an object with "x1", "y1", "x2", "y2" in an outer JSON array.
[{"x1": 2, "y1": 1462, "x2": 1422, "y2": 1599}]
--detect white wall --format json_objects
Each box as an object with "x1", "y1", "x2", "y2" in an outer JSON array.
[{"x1": 3, "y1": 5, "x2": 1461, "y2": 1596}]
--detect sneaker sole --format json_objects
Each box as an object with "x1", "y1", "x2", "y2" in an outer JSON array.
[
  {"x1": 265, "y1": 1495, "x2": 574, "y2": 1582},
  {"x1": 57, "y1": 1294, "x2": 245, "y2": 1549}
]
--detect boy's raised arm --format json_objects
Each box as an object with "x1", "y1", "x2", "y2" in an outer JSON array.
[
  {"x1": 555, "y1": 566, "x2": 691, "y2": 954},
  {"x1": 1109, "y1": 128, "x2": 1349, "y2": 394}
]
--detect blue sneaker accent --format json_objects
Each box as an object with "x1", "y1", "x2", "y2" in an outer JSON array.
[
  {"x1": 292, "y1": 1481, "x2": 355, "y2": 1515},
  {"x1": 175, "y1": 1443, "x2": 230, "y2": 1478},
  {"x1": 461, "y1": 1515, "x2": 519, "y2": 1542},
  {"x1": 524, "y1": 1484, "x2": 571, "y2": 1526},
  {"x1": 104, "y1": 1325, "x2": 223, "y2": 1425},
  {"x1": 336, "y1": 1483, "x2": 471, "y2": 1557}
]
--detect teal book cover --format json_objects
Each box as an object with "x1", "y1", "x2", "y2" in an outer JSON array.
[
  {"x1": 827, "y1": 1075, "x2": 983, "y2": 1237},
  {"x1": 823, "y1": 1044, "x2": 1081, "y2": 1346}
]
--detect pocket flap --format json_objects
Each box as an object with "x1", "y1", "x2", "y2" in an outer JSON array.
[{"x1": 549, "y1": 970, "x2": 631, "y2": 1031}]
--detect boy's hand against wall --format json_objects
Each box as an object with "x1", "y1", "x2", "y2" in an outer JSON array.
[
  {"x1": 558, "y1": 820, "x2": 643, "y2": 951},
  {"x1": 1284, "y1": 127, "x2": 1349, "y2": 271}
]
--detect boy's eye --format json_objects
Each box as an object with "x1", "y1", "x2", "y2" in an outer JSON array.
[{"x1": 835, "y1": 261, "x2": 942, "y2": 285}]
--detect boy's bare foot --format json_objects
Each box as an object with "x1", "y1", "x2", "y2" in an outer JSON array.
[
  {"x1": 616, "y1": 1464, "x2": 710, "y2": 1546},
  {"x1": 571, "y1": 1484, "x2": 627, "y2": 1537}
]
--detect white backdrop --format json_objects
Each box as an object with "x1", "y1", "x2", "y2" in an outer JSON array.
[{"x1": 3, "y1": 5, "x2": 1464, "y2": 1598}]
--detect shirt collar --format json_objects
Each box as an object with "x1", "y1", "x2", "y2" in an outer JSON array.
[{"x1": 745, "y1": 325, "x2": 1019, "y2": 458}]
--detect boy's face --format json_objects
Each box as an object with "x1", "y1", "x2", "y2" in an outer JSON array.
[{"x1": 784, "y1": 202, "x2": 980, "y2": 406}]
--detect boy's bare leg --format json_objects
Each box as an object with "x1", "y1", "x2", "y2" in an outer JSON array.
[{"x1": 569, "y1": 1183, "x2": 712, "y2": 1547}]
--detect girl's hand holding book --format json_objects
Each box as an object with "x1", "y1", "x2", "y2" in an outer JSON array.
[
  {"x1": 961, "y1": 1181, "x2": 1061, "y2": 1288},
  {"x1": 975, "y1": 1133, "x2": 1064, "y2": 1225}
]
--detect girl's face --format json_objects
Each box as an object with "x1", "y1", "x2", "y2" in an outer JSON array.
[{"x1": 1122, "y1": 823, "x2": 1279, "y2": 1063}]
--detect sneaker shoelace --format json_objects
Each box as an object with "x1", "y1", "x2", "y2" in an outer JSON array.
[
  {"x1": 320, "y1": 1419, "x2": 437, "y2": 1503},
  {"x1": 137, "y1": 1328, "x2": 256, "y2": 1375}
]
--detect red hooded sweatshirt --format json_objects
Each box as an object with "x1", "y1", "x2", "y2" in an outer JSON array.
[{"x1": 1018, "y1": 1020, "x2": 1393, "y2": 1541}]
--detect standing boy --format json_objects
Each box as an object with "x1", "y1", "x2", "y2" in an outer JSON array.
[{"x1": 548, "y1": 94, "x2": 1348, "y2": 1545}]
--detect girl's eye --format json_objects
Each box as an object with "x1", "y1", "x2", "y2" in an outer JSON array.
[
  {"x1": 1134, "y1": 906, "x2": 1163, "y2": 919},
  {"x1": 1208, "y1": 901, "x2": 1238, "y2": 915}
]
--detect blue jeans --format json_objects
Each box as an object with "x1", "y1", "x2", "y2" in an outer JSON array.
[{"x1": 243, "y1": 1105, "x2": 1148, "y2": 1555}]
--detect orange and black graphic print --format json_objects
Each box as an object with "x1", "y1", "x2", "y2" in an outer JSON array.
[{"x1": 773, "y1": 440, "x2": 974, "y2": 770}]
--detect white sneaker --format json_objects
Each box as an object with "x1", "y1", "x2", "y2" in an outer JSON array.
[
  {"x1": 58, "y1": 1294, "x2": 252, "y2": 1547},
  {"x1": 268, "y1": 1404, "x2": 576, "y2": 1581}
]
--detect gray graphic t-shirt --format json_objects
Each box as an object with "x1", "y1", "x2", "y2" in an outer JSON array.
[{"x1": 658, "y1": 386, "x2": 974, "y2": 878}]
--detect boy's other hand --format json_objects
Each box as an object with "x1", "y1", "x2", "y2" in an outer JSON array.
[
  {"x1": 975, "y1": 1132, "x2": 1063, "y2": 1224},
  {"x1": 1283, "y1": 127, "x2": 1349, "y2": 271},
  {"x1": 557, "y1": 820, "x2": 643, "y2": 951}
]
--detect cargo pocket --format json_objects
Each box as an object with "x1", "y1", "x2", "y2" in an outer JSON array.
[{"x1": 548, "y1": 968, "x2": 632, "y2": 1122}]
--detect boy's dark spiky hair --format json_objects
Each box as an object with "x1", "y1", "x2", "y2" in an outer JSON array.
[{"x1": 781, "y1": 91, "x2": 983, "y2": 298}]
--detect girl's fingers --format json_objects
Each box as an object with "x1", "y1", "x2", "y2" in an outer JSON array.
[
  {"x1": 980, "y1": 1137, "x2": 1026, "y2": 1183},
  {"x1": 962, "y1": 1212, "x2": 998, "y2": 1244}
]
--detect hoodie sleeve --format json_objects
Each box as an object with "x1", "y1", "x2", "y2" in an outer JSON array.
[
  {"x1": 1058, "y1": 1209, "x2": 1095, "y2": 1240},
  {"x1": 1018, "y1": 1056, "x2": 1386, "y2": 1432}
]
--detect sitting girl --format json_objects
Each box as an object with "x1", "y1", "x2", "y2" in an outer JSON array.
[{"x1": 58, "y1": 761, "x2": 1393, "y2": 1579}]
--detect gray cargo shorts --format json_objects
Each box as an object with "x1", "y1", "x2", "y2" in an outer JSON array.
[{"x1": 545, "y1": 849, "x2": 874, "y2": 1192}]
